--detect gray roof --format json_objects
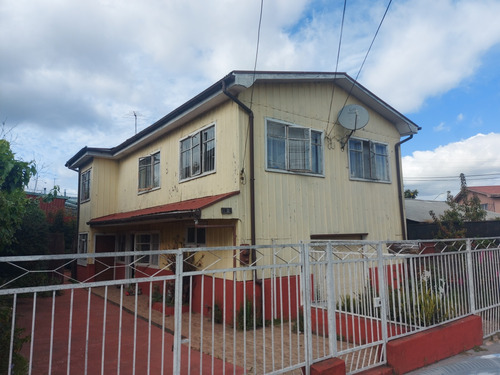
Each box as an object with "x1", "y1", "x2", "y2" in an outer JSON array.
[{"x1": 405, "y1": 199, "x2": 500, "y2": 223}]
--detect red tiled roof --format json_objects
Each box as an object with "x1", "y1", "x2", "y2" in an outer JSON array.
[
  {"x1": 88, "y1": 191, "x2": 239, "y2": 226},
  {"x1": 468, "y1": 186, "x2": 500, "y2": 197}
]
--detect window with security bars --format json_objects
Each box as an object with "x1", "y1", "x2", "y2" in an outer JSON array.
[
  {"x1": 138, "y1": 152, "x2": 160, "y2": 191},
  {"x1": 80, "y1": 169, "x2": 91, "y2": 202},
  {"x1": 348, "y1": 138, "x2": 389, "y2": 182},
  {"x1": 135, "y1": 233, "x2": 160, "y2": 266},
  {"x1": 78, "y1": 233, "x2": 88, "y2": 266},
  {"x1": 180, "y1": 125, "x2": 215, "y2": 180},
  {"x1": 266, "y1": 119, "x2": 323, "y2": 175}
]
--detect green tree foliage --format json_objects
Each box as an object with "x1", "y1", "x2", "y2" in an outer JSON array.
[
  {"x1": 0, "y1": 139, "x2": 36, "y2": 253},
  {"x1": 404, "y1": 189, "x2": 419, "y2": 199},
  {"x1": 430, "y1": 173, "x2": 487, "y2": 238},
  {"x1": 47, "y1": 209, "x2": 77, "y2": 253},
  {"x1": 0, "y1": 299, "x2": 29, "y2": 374},
  {"x1": 10, "y1": 199, "x2": 49, "y2": 256}
]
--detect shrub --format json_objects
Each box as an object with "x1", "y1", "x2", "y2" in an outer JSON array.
[
  {"x1": 213, "y1": 303, "x2": 223, "y2": 324},
  {"x1": 236, "y1": 299, "x2": 262, "y2": 331},
  {"x1": 0, "y1": 299, "x2": 29, "y2": 375}
]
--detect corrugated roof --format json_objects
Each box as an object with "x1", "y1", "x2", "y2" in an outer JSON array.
[
  {"x1": 468, "y1": 186, "x2": 500, "y2": 197},
  {"x1": 88, "y1": 191, "x2": 239, "y2": 226},
  {"x1": 405, "y1": 198, "x2": 500, "y2": 223}
]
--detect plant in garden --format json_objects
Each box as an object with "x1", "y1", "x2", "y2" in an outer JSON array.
[
  {"x1": 0, "y1": 139, "x2": 36, "y2": 255},
  {"x1": 236, "y1": 299, "x2": 262, "y2": 331},
  {"x1": 163, "y1": 235, "x2": 203, "y2": 305},
  {"x1": 430, "y1": 173, "x2": 486, "y2": 239},
  {"x1": 213, "y1": 303, "x2": 223, "y2": 324},
  {"x1": 0, "y1": 298, "x2": 29, "y2": 375}
]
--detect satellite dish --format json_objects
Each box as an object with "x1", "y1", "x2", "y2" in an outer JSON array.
[{"x1": 337, "y1": 104, "x2": 369, "y2": 131}]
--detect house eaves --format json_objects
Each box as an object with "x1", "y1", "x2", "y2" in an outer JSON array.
[
  {"x1": 87, "y1": 191, "x2": 239, "y2": 226},
  {"x1": 66, "y1": 71, "x2": 420, "y2": 170}
]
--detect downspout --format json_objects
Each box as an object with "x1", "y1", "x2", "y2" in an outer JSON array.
[
  {"x1": 222, "y1": 81, "x2": 256, "y2": 247},
  {"x1": 395, "y1": 135, "x2": 413, "y2": 240},
  {"x1": 73, "y1": 168, "x2": 81, "y2": 279}
]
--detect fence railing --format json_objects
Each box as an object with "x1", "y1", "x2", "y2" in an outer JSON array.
[{"x1": 1, "y1": 237, "x2": 499, "y2": 374}]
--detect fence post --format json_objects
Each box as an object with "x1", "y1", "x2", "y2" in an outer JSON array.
[
  {"x1": 466, "y1": 239, "x2": 476, "y2": 314},
  {"x1": 172, "y1": 248, "x2": 184, "y2": 375},
  {"x1": 376, "y1": 243, "x2": 388, "y2": 361},
  {"x1": 326, "y1": 241, "x2": 338, "y2": 358},
  {"x1": 301, "y1": 242, "x2": 313, "y2": 375}
]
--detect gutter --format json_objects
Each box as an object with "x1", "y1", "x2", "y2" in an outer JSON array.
[
  {"x1": 222, "y1": 80, "x2": 256, "y2": 247},
  {"x1": 395, "y1": 135, "x2": 413, "y2": 240}
]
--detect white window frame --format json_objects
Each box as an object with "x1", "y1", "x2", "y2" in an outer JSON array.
[
  {"x1": 80, "y1": 169, "x2": 91, "y2": 203},
  {"x1": 348, "y1": 138, "x2": 391, "y2": 182},
  {"x1": 265, "y1": 118, "x2": 324, "y2": 176},
  {"x1": 134, "y1": 232, "x2": 160, "y2": 267},
  {"x1": 138, "y1": 151, "x2": 160, "y2": 193},
  {"x1": 186, "y1": 227, "x2": 206, "y2": 247},
  {"x1": 179, "y1": 124, "x2": 216, "y2": 181},
  {"x1": 77, "y1": 233, "x2": 88, "y2": 266}
]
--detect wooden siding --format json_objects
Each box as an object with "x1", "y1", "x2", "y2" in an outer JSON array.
[
  {"x1": 81, "y1": 79, "x2": 408, "y2": 256},
  {"x1": 238, "y1": 81, "x2": 404, "y2": 242}
]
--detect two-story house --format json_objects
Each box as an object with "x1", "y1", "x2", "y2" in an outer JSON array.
[
  {"x1": 455, "y1": 185, "x2": 500, "y2": 213},
  {"x1": 66, "y1": 71, "x2": 420, "y2": 303}
]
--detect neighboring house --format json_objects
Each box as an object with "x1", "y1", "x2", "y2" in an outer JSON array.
[
  {"x1": 66, "y1": 71, "x2": 419, "y2": 310},
  {"x1": 26, "y1": 191, "x2": 77, "y2": 221},
  {"x1": 405, "y1": 198, "x2": 500, "y2": 239},
  {"x1": 455, "y1": 185, "x2": 500, "y2": 213}
]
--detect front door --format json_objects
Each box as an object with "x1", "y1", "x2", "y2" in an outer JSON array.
[{"x1": 95, "y1": 235, "x2": 116, "y2": 281}]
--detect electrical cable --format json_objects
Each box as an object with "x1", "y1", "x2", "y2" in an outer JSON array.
[
  {"x1": 325, "y1": 0, "x2": 347, "y2": 142},
  {"x1": 341, "y1": 0, "x2": 393, "y2": 109},
  {"x1": 241, "y1": 0, "x2": 264, "y2": 181},
  {"x1": 249, "y1": 0, "x2": 264, "y2": 111}
]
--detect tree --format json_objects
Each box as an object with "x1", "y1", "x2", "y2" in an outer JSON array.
[
  {"x1": 404, "y1": 189, "x2": 419, "y2": 199},
  {"x1": 9, "y1": 199, "x2": 49, "y2": 256},
  {"x1": 430, "y1": 173, "x2": 486, "y2": 238},
  {"x1": 0, "y1": 139, "x2": 36, "y2": 253}
]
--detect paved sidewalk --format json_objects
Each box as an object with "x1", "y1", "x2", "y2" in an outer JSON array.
[{"x1": 407, "y1": 334, "x2": 500, "y2": 374}]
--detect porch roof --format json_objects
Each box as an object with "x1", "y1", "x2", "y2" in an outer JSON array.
[{"x1": 87, "y1": 191, "x2": 239, "y2": 226}]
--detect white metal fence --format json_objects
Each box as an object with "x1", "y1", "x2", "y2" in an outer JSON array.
[{"x1": 1, "y1": 238, "x2": 499, "y2": 374}]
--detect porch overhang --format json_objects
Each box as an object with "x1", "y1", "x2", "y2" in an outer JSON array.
[{"x1": 87, "y1": 191, "x2": 239, "y2": 227}]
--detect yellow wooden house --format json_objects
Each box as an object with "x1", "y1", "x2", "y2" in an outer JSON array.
[{"x1": 66, "y1": 71, "x2": 420, "y2": 285}]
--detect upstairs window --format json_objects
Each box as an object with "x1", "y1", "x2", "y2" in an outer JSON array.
[
  {"x1": 180, "y1": 125, "x2": 215, "y2": 180},
  {"x1": 348, "y1": 139, "x2": 390, "y2": 182},
  {"x1": 266, "y1": 119, "x2": 323, "y2": 175},
  {"x1": 138, "y1": 152, "x2": 160, "y2": 192},
  {"x1": 80, "y1": 169, "x2": 91, "y2": 202}
]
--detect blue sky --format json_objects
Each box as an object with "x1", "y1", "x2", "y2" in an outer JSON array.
[{"x1": 1, "y1": 0, "x2": 499, "y2": 200}]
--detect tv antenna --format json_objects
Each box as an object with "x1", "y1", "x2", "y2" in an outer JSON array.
[{"x1": 124, "y1": 111, "x2": 144, "y2": 134}]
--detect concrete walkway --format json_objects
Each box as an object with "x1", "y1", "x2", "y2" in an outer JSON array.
[{"x1": 407, "y1": 334, "x2": 500, "y2": 374}]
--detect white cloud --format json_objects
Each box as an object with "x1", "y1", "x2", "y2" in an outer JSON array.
[
  {"x1": 402, "y1": 133, "x2": 500, "y2": 199},
  {"x1": 1, "y1": 0, "x2": 500, "y2": 195},
  {"x1": 361, "y1": 0, "x2": 500, "y2": 113},
  {"x1": 457, "y1": 113, "x2": 464, "y2": 122},
  {"x1": 433, "y1": 122, "x2": 451, "y2": 132}
]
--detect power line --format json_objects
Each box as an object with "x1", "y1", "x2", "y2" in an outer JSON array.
[
  {"x1": 249, "y1": 0, "x2": 264, "y2": 110},
  {"x1": 353, "y1": 0, "x2": 393, "y2": 82},
  {"x1": 326, "y1": 0, "x2": 347, "y2": 140},
  {"x1": 326, "y1": 0, "x2": 393, "y2": 142},
  {"x1": 404, "y1": 172, "x2": 500, "y2": 182}
]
